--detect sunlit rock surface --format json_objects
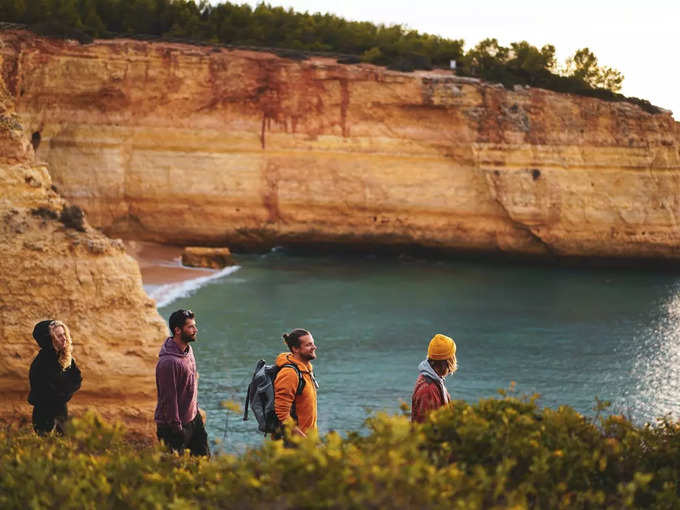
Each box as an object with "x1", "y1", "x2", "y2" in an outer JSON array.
[
  {"x1": 0, "y1": 57, "x2": 166, "y2": 434},
  {"x1": 181, "y1": 246, "x2": 235, "y2": 269},
  {"x1": 2, "y1": 29, "x2": 680, "y2": 260}
]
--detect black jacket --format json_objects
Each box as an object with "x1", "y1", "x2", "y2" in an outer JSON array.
[{"x1": 27, "y1": 320, "x2": 82, "y2": 409}]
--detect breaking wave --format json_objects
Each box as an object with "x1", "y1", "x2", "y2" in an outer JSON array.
[{"x1": 146, "y1": 265, "x2": 241, "y2": 308}]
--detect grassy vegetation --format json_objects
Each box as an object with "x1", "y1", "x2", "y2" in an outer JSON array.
[
  {"x1": 0, "y1": 1, "x2": 663, "y2": 113},
  {"x1": 2, "y1": 394, "x2": 679, "y2": 509}
]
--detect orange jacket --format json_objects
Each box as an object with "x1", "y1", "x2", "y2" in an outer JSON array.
[{"x1": 274, "y1": 352, "x2": 317, "y2": 433}]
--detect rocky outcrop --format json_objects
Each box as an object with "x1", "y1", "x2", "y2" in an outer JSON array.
[
  {"x1": 2, "y1": 29, "x2": 680, "y2": 260},
  {"x1": 0, "y1": 63, "x2": 166, "y2": 434},
  {"x1": 182, "y1": 246, "x2": 235, "y2": 269}
]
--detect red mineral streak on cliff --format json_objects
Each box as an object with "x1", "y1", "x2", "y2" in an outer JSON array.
[{"x1": 2, "y1": 29, "x2": 680, "y2": 260}]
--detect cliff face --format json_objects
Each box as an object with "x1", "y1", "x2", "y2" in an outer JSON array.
[
  {"x1": 3, "y1": 30, "x2": 680, "y2": 259},
  {"x1": 0, "y1": 59, "x2": 166, "y2": 433}
]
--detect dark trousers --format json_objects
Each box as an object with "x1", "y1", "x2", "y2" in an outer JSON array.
[
  {"x1": 32, "y1": 403, "x2": 68, "y2": 436},
  {"x1": 157, "y1": 412, "x2": 210, "y2": 457}
]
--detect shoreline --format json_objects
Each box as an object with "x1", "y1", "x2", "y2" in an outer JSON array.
[
  {"x1": 124, "y1": 241, "x2": 240, "y2": 308},
  {"x1": 124, "y1": 240, "x2": 215, "y2": 285}
]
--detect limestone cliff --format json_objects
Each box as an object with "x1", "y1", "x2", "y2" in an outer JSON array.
[
  {"x1": 0, "y1": 61, "x2": 166, "y2": 434},
  {"x1": 2, "y1": 29, "x2": 680, "y2": 260}
]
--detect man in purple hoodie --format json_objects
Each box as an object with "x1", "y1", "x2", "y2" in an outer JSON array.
[{"x1": 154, "y1": 309, "x2": 209, "y2": 456}]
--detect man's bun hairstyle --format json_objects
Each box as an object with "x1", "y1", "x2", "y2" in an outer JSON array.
[{"x1": 282, "y1": 328, "x2": 310, "y2": 352}]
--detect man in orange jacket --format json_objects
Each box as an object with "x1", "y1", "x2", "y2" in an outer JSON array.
[{"x1": 274, "y1": 328, "x2": 319, "y2": 437}]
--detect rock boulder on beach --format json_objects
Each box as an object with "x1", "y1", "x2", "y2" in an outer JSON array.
[{"x1": 181, "y1": 246, "x2": 236, "y2": 269}]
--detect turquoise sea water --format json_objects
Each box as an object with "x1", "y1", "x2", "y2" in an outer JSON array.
[{"x1": 155, "y1": 252, "x2": 680, "y2": 453}]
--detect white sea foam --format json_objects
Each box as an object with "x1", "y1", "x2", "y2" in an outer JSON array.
[{"x1": 146, "y1": 265, "x2": 241, "y2": 308}]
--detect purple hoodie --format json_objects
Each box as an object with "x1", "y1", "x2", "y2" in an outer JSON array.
[{"x1": 154, "y1": 337, "x2": 198, "y2": 427}]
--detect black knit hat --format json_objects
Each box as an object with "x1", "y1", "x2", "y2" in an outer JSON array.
[{"x1": 32, "y1": 320, "x2": 54, "y2": 349}]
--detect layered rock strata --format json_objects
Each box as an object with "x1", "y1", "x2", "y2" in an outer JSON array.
[
  {"x1": 0, "y1": 64, "x2": 166, "y2": 434},
  {"x1": 2, "y1": 30, "x2": 680, "y2": 260}
]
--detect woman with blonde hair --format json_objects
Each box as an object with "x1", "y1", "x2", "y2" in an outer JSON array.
[
  {"x1": 28, "y1": 320, "x2": 82, "y2": 435},
  {"x1": 411, "y1": 333, "x2": 457, "y2": 423}
]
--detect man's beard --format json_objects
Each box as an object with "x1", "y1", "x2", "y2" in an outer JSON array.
[{"x1": 181, "y1": 331, "x2": 196, "y2": 343}]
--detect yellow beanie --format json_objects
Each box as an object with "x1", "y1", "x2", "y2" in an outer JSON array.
[{"x1": 427, "y1": 334, "x2": 456, "y2": 360}]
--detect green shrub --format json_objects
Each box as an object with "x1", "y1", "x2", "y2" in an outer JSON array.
[
  {"x1": 59, "y1": 204, "x2": 86, "y2": 232},
  {"x1": 273, "y1": 48, "x2": 309, "y2": 61},
  {"x1": 387, "y1": 53, "x2": 432, "y2": 72},
  {"x1": 31, "y1": 206, "x2": 59, "y2": 220},
  {"x1": 1, "y1": 1, "x2": 662, "y2": 112},
  {"x1": 1, "y1": 398, "x2": 679, "y2": 509},
  {"x1": 32, "y1": 21, "x2": 93, "y2": 44},
  {"x1": 336, "y1": 56, "x2": 362, "y2": 65}
]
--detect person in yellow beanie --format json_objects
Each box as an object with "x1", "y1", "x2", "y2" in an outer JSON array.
[{"x1": 411, "y1": 334, "x2": 457, "y2": 423}]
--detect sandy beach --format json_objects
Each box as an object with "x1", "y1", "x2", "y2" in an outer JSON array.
[
  {"x1": 124, "y1": 241, "x2": 216, "y2": 286},
  {"x1": 123, "y1": 241, "x2": 242, "y2": 308}
]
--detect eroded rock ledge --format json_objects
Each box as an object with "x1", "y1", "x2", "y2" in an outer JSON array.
[
  {"x1": 0, "y1": 63, "x2": 166, "y2": 434},
  {"x1": 2, "y1": 29, "x2": 680, "y2": 260}
]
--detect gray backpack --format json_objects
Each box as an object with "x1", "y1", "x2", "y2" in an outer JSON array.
[{"x1": 243, "y1": 359, "x2": 305, "y2": 434}]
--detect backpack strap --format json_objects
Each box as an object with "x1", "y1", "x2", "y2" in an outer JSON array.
[
  {"x1": 243, "y1": 385, "x2": 250, "y2": 422},
  {"x1": 281, "y1": 363, "x2": 305, "y2": 395}
]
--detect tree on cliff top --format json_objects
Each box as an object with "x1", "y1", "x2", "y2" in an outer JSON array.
[
  {"x1": 0, "y1": 0, "x2": 642, "y2": 105},
  {"x1": 563, "y1": 47, "x2": 624, "y2": 92}
]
